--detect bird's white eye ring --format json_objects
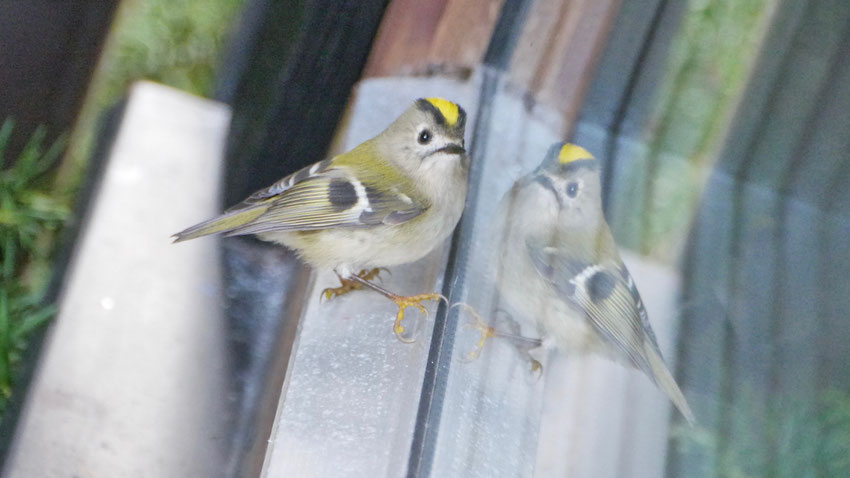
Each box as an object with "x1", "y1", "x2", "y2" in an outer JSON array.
[
  {"x1": 566, "y1": 181, "x2": 579, "y2": 198},
  {"x1": 418, "y1": 129, "x2": 432, "y2": 145}
]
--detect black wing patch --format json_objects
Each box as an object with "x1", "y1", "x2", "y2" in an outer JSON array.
[
  {"x1": 585, "y1": 269, "x2": 616, "y2": 303},
  {"x1": 328, "y1": 179, "x2": 358, "y2": 211}
]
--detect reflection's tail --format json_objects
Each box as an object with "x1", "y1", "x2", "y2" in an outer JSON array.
[{"x1": 644, "y1": 341, "x2": 696, "y2": 425}]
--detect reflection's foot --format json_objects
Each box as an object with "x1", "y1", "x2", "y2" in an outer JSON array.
[
  {"x1": 457, "y1": 303, "x2": 496, "y2": 360},
  {"x1": 495, "y1": 310, "x2": 543, "y2": 374},
  {"x1": 456, "y1": 305, "x2": 544, "y2": 373},
  {"x1": 321, "y1": 268, "x2": 387, "y2": 301},
  {"x1": 527, "y1": 356, "x2": 543, "y2": 375},
  {"x1": 390, "y1": 292, "x2": 446, "y2": 343},
  {"x1": 516, "y1": 341, "x2": 544, "y2": 375}
]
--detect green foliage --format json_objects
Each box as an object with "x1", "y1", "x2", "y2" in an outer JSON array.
[
  {"x1": 672, "y1": 389, "x2": 850, "y2": 477},
  {"x1": 0, "y1": 120, "x2": 69, "y2": 414},
  {"x1": 101, "y1": 0, "x2": 245, "y2": 99}
]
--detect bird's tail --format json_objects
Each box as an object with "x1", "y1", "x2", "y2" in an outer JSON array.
[
  {"x1": 643, "y1": 341, "x2": 696, "y2": 425},
  {"x1": 172, "y1": 205, "x2": 268, "y2": 243}
]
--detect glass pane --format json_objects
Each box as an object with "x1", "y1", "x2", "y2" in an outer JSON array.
[{"x1": 414, "y1": 0, "x2": 850, "y2": 477}]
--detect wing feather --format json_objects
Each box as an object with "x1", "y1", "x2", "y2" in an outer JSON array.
[{"x1": 227, "y1": 151, "x2": 427, "y2": 235}]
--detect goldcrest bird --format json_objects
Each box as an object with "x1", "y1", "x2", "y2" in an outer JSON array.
[
  {"x1": 487, "y1": 142, "x2": 695, "y2": 423},
  {"x1": 174, "y1": 98, "x2": 469, "y2": 341}
]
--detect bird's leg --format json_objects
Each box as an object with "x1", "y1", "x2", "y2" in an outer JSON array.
[
  {"x1": 321, "y1": 268, "x2": 389, "y2": 301},
  {"x1": 348, "y1": 274, "x2": 446, "y2": 343},
  {"x1": 456, "y1": 304, "x2": 543, "y2": 373}
]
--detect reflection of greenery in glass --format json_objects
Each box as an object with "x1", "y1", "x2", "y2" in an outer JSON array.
[
  {"x1": 673, "y1": 389, "x2": 850, "y2": 477},
  {"x1": 636, "y1": 0, "x2": 774, "y2": 259},
  {"x1": 0, "y1": 121, "x2": 69, "y2": 417}
]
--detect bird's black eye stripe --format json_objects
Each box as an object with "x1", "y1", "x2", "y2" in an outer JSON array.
[
  {"x1": 418, "y1": 129, "x2": 432, "y2": 144},
  {"x1": 566, "y1": 181, "x2": 579, "y2": 198}
]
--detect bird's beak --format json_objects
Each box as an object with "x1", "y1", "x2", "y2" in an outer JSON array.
[
  {"x1": 434, "y1": 143, "x2": 465, "y2": 156},
  {"x1": 533, "y1": 172, "x2": 562, "y2": 207}
]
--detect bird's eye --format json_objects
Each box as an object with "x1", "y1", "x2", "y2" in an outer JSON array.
[
  {"x1": 418, "y1": 129, "x2": 432, "y2": 145},
  {"x1": 566, "y1": 182, "x2": 579, "y2": 198}
]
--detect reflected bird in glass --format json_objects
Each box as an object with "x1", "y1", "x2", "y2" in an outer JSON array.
[{"x1": 480, "y1": 142, "x2": 695, "y2": 423}]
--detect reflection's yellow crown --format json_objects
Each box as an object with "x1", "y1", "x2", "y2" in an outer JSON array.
[{"x1": 558, "y1": 143, "x2": 594, "y2": 164}]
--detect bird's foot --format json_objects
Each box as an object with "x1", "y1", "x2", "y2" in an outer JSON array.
[
  {"x1": 390, "y1": 292, "x2": 446, "y2": 343},
  {"x1": 321, "y1": 268, "x2": 388, "y2": 301}
]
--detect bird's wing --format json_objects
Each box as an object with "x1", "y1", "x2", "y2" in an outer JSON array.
[
  {"x1": 526, "y1": 243, "x2": 651, "y2": 372},
  {"x1": 225, "y1": 154, "x2": 427, "y2": 235}
]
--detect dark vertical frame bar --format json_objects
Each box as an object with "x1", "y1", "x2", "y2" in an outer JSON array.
[
  {"x1": 221, "y1": 0, "x2": 390, "y2": 206},
  {"x1": 593, "y1": 0, "x2": 670, "y2": 209},
  {"x1": 0, "y1": 0, "x2": 119, "y2": 164}
]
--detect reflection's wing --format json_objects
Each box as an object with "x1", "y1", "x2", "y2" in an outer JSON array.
[
  {"x1": 527, "y1": 243, "x2": 695, "y2": 423},
  {"x1": 526, "y1": 243, "x2": 648, "y2": 370}
]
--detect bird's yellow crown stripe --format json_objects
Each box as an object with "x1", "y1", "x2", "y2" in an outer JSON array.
[
  {"x1": 425, "y1": 97, "x2": 460, "y2": 126},
  {"x1": 558, "y1": 143, "x2": 594, "y2": 164}
]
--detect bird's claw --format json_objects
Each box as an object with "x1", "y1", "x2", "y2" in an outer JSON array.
[
  {"x1": 320, "y1": 268, "x2": 388, "y2": 302},
  {"x1": 321, "y1": 282, "x2": 357, "y2": 302}
]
